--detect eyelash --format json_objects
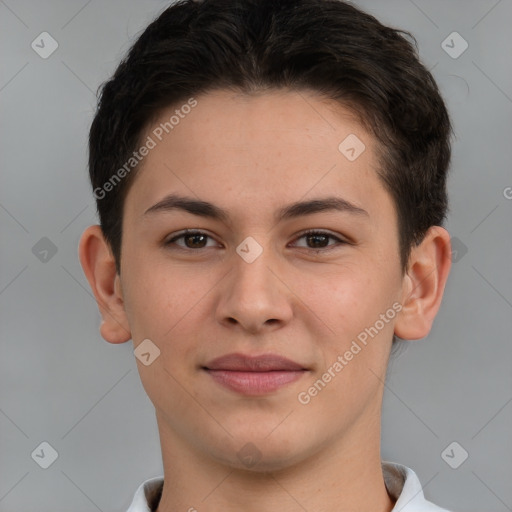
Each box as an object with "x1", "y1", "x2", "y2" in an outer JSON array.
[{"x1": 164, "y1": 229, "x2": 348, "y2": 253}]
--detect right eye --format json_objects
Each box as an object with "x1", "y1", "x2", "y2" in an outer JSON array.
[{"x1": 164, "y1": 230, "x2": 220, "y2": 251}]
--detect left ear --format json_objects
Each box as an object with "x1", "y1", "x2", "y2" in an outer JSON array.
[{"x1": 394, "y1": 226, "x2": 452, "y2": 340}]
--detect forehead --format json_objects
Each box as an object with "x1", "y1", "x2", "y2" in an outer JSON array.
[{"x1": 124, "y1": 88, "x2": 393, "y2": 228}]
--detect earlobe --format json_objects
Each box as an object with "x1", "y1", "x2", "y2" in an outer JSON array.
[
  {"x1": 78, "y1": 225, "x2": 131, "y2": 344},
  {"x1": 394, "y1": 226, "x2": 452, "y2": 341}
]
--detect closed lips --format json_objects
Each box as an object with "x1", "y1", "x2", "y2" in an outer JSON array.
[{"x1": 203, "y1": 353, "x2": 307, "y2": 371}]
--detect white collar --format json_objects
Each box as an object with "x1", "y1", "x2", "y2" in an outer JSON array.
[{"x1": 126, "y1": 461, "x2": 452, "y2": 511}]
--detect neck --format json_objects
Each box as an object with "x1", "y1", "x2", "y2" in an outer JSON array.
[{"x1": 154, "y1": 411, "x2": 396, "y2": 512}]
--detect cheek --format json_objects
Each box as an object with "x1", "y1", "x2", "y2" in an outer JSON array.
[
  {"x1": 299, "y1": 261, "x2": 398, "y2": 360},
  {"x1": 296, "y1": 264, "x2": 376, "y2": 331},
  {"x1": 120, "y1": 256, "x2": 190, "y2": 340},
  {"x1": 305, "y1": 271, "x2": 395, "y2": 411},
  {"x1": 123, "y1": 259, "x2": 216, "y2": 369}
]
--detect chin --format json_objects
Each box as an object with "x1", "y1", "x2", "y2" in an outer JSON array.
[{"x1": 210, "y1": 434, "x2": 313, "y2": 474}]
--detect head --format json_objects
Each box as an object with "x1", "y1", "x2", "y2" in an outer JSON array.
[{"x1": 79, "y1": 0, "x2": 453, "y2": 472}]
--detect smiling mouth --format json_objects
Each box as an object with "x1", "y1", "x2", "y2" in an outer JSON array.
[{"x1": 202, "y1": 352, "x2": 309, "y2": 395}]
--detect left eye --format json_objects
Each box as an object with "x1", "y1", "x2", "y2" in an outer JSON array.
[
  {"x1": 292, "y1": 230, "x2": 347, "y2": 250},
  {"x1": 164, "y1": 229, "x2": 346, "y2": 251}
]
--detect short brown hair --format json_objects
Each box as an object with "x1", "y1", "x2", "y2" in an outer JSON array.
[{"x1": 89, "y1": 0, "x2": 453, "y2": 281}]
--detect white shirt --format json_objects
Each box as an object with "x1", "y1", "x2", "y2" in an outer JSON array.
[{"x1": 126, "y1": 461, "x2": 452, "y2": 511}]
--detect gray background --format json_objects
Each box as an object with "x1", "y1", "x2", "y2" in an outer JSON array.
[{"x1": 1, "y1": 0, "x2": 511, "y2": 511}]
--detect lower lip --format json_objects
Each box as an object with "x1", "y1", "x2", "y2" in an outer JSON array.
[{"x1": 204, "y1": 369, "x2": 306, "y2": 395}]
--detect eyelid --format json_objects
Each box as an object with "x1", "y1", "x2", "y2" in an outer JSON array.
[{"x1": 293, "y1": 228, "x2": 349, "y2": 243}]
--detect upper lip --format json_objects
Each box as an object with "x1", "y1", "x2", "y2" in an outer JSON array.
[{"x1": 203, "y1": 353, "x2": 307, "y2": 371}]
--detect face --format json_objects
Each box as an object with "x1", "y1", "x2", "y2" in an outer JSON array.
[{"x1": 118, "y1": 89, "x2": 405, "y2": 470}]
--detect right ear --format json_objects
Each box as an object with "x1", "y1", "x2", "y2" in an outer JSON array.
[{"x1": 78, "y1": 225, "x2": 131, "y2": 344}]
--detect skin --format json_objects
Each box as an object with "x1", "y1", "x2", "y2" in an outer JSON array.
[{"x1": 79, "y1": 89, "x2": 451, "y2": 512}]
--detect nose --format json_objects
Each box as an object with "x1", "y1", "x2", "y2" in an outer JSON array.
[{"x1": 215, "y1": 244, "x2": 294, "y2": 334}]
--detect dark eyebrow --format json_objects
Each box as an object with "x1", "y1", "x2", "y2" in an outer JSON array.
[{"x1": 142, "y1": 193, "x2": 369, "y2": 223}]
